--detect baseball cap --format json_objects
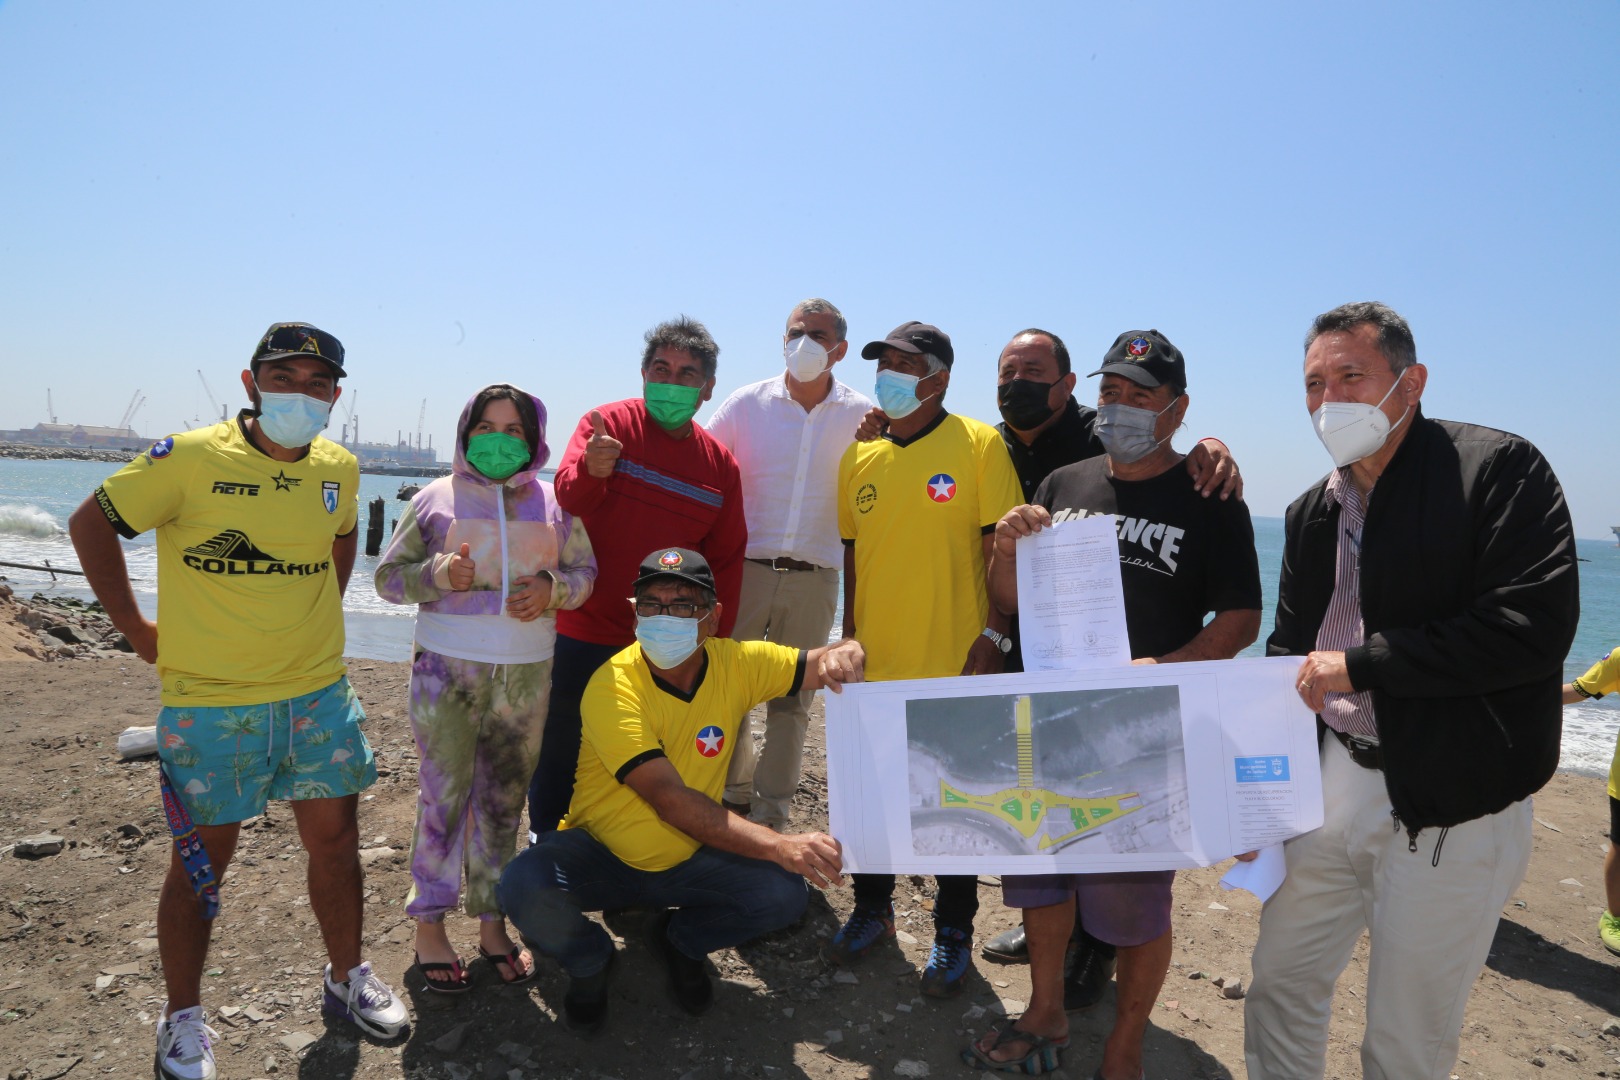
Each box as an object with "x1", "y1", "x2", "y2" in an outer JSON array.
[
  {"x1": 859, "y1": 321, "x2": 955, "y2": 369},
  {"x1": 1088, "y1": 330, "x2": 1185, "y2": 393},
  {"x1": 633, "y1": 547, "x2": 716, "y2": 594},
  {"x1": 251, "y1": 322, "x2": 347, "y2": 378}
]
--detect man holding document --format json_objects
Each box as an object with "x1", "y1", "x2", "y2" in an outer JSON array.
[{"x1": 969, "y1": 330, "x2": 1261, "y2": 1079}]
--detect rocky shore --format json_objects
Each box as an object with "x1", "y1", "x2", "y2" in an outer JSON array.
[
  {"x1": 0, "y1": 442, "x2": 143, "y2": 463},
  {"x1": 0, "y1": 582, "x2": 134, "y2": 661}
]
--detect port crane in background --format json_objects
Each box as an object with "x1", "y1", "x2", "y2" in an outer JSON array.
[
  {"x1": 339, "y1": 390, "x2": 359, "y2": 446},
  {"x1": 46, "y1": 389, "x2": 58, "y2": 424},
  {"x1": 117, "y1": 390, "x2": 146, "y2": 433},
  {"x1": 196, "y1": 370, "x2": 226, "y2": 424}
]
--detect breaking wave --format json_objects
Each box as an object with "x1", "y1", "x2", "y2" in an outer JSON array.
[{"x1": 0, "y1": 504, "x2": 65, "y2": 538}]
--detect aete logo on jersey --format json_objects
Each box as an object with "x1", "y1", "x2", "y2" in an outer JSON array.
[
  {"x1": 182, "y1": 530, "x2": 331, "y2": 577},
  {"x1": 210, "y1": 481, "x2": 261, "y2": 496}
]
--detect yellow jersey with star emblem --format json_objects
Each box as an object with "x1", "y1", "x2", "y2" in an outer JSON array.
[
  {"x1": 95, "y1": 413, "x2": 359, "y2": 706},
  {"x1": 565, "y1": 637, "x2": 804, "y2": 871},
  {"x1": 838, "y1": 411, "x2": 1020, "y2": 682}
]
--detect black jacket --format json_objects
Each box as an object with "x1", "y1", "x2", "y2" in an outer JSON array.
[{"x1": 1268, "y1": 410, "x2": 1579, "y2": 833}]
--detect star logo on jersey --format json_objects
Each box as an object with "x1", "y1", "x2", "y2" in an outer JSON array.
[
  {"x1": 927, "y1": 473, "x2": 957, "y2": 502},
  {"x1": 270, "y1": 469, "x2": 302, "y2": 492},
  {"x1": 1127, "y1": 336, "x2": 1152, "y2": 357},
  {"x1": 695, "y1": 726, "x2": 725, "y2": 757}
]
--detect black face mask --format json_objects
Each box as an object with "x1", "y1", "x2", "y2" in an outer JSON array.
[{"x1": 998, "y1": 379, "x2": 1057, "y2": 431}]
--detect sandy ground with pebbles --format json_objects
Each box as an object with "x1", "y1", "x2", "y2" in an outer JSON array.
[{"x1": 1, "y1": 651, "x2": 1618, "y2": 1080}]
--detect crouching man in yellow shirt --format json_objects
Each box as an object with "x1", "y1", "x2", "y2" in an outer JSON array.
[{"x1": 498, "y1": 546, "x2": 864, "y2": 1032}]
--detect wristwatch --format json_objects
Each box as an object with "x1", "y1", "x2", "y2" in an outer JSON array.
[{"x1": 980, "y1": 627, "x2": 1012, "y2": 654}]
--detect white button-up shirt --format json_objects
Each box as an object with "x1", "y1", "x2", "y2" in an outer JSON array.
[{"x1": 705, "y1": 372, "x2": 873, "y2": 569}]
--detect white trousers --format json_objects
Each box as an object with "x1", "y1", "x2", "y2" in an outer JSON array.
[
  {"x1": 1243, "y1": 734, "x2": 1532, "y2": 1080},
  {"x1": 722, "y1": 560, "x2": 839, "y2": 824}
]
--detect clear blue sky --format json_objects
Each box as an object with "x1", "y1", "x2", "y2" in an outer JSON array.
[{"x1": 2, "y1": 2, "x2": 1615, "y2": 537}]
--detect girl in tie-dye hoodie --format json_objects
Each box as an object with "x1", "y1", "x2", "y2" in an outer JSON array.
[{"x1": 376, "y1": 384, "x2": 595, "y2": 992}]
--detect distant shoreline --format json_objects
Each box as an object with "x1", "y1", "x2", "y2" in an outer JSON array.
[{"x1": 0, "y1": 442, "x2": 450, "y2": 476}]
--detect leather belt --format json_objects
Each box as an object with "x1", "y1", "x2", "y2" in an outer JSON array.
[
  {"x1": 1318, "y1": 717, "x2": 1383, "y2": 771},
  {"x1": 748, "y1": 556, "x2": 822, "y2": 573}
]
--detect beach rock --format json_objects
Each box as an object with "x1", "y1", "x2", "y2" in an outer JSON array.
[
  {"x1": 15, "y1": 834, "x2": 65, "y2": 857},
  {"x1": 893, "y1": 1061, "x2": 930, "y2": 1077},
  {"x1": 1550, "y1": 1043, "x2": 1579, "y2": 1062},
  {"x1": 277, "y1": 1032, "x2": 317, "y2": 1054},
  {"x1": 431, "y1": 1023, "x2": 469, "y2": 1054}
]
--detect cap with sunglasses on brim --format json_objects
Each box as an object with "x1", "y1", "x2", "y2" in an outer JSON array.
[
  {"x1": 251, "y1": 322, "x2": 347, "y2": 378},
  {"x1": 859, "y1": 321, "x2": 954, "y2": 370},
  {"x1": 633, "y1": 547, "x2": 716, "y2": 593},
  {"x1": 1088, "y1": 330, "x2": 1185, "y2": 393}
]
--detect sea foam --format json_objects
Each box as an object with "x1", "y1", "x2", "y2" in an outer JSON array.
[{"x1": 0, "y1": 504, "x2": 65, "y2": 538}]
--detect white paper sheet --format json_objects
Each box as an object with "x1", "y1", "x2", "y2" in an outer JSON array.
[
  {"x1": 824, "y1": 657, "x2": 1322, "y2": 875},
  {"x1": 1219, "y1": 844, "x2": 1287, "y2": 902},
  {"x1": 1014, "y1": 517, "x2": 1132, "y2": 671}
]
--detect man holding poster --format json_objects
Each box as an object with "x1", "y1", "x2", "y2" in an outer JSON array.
[{"x1": 971, "y1": 330, "x2": 1261, "y2": 1078}]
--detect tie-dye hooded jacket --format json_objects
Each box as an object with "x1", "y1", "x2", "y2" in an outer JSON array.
[{"x1": 375, "y1": 386, "x2": 595, "y2": 663}]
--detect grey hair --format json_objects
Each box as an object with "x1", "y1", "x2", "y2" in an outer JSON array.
[
  {"x1": 790, "y1": 298, "x2": 847, "y2": 342},
  {"x1": 642, "y1": 316, "x2": 720, "y2": 380},
  {"x1": 922, "y1": 353, "x2": 948, "y2": 376},
  {"x1": 1305, "y1": 301, "x2": 1417, "y2": 374}
]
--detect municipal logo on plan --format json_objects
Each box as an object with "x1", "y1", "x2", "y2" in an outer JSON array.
[
  {"x1": 322, "y1": 481, "x2": 340, "y2": 514},
  {"x1": 927, "y1": 474, "x2": 956, "y2": 502},
  {"x1": 694, "y1": 725, "x2": 725, "y2": 757}
]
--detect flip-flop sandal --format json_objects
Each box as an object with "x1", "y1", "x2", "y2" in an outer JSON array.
[
  {"x1": 961, "y1": 1017, "x2": 1069, "y2": 1074},
  {"x1": 479, "y1": 943, "x2": 538, "y2": 985},
  {"x1": 414, "y1": 952, "x2": 473, "y2": 994}
]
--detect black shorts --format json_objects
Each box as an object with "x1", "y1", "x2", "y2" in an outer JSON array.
[{"x1": 1610, "y1": 795, "x2": 1620, "y2": 846}]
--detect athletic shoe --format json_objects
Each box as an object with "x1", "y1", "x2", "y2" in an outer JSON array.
[
  {"x1": 920, "y1": 925, "x2": 972, "y2": 998},
  {"x1": 1063, "y1": 943, "x2": 1117, "y2": 1012},
  {"x1": 322, "y1": 961, "x2": 410, "y2": 1038},
  {"x1": 825, "y1": 904, "x2": 895, "y2": 966},
  {"x1": 980, "y1": 924, "x2": 1028, "y2": 963},
  {"x1": 1601, "y1": 910, "x2": 1620, "y2": 957},
  {"x1": 154, "y1": 1005, "x2": 218, "y2": 1080}
]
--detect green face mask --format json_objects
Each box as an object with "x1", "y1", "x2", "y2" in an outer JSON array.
[
  {"x1": 644, "y1": 381, "x2": 704, "y2": 430},
  {"x1": 465, "y1": 431, "x2": 531, "y2": 480}
]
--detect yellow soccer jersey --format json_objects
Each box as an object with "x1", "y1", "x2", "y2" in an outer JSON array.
[
  {"x1": 1573, "y1": 650, "x2": 1620, "y2": 700},
  {"x1": 837, "y1": 411, "x2": 1020, "y2": 682},
  {"x1": 95, "y1": 414, "x2": 359, "y2": 706},
  {"x1": 566, "y1": 637, "x2": 804, "y2": 872}
]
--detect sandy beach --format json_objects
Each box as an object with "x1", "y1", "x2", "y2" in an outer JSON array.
[{"x1": 1, "y1": 636, "x2": 1617, "y2": 1079}]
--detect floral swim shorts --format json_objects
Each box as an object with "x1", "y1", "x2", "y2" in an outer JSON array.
[{"x1": 157, "y1": 675, "x2": 377, "y2": 825}]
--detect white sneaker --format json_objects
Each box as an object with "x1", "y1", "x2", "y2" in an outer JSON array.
[
  {"x1": 154, "y1": 1004, "x2": 218, "y2": 1080},
  {"x1": 321, "y1": 960, "x2": 410, "y2": 1038}
]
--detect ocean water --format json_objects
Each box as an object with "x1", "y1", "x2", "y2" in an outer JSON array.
[{"x1": 3, "y1": 456, "x2": 1617, "y2": 780}]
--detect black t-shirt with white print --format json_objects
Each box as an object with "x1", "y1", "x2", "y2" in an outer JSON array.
[{"x1": 1031, "y1": 456, "x2": 1262, "y2": 660}]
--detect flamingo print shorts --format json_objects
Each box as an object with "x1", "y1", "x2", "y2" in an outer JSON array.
[{"x1": 156, "y1": 676, "x2": 377, "y2": 826}]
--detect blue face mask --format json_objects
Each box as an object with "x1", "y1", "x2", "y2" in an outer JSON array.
[
  {"x1": 636, "y1": 613, "x2": 705, "y2": 668},
  {"x1": 875, "y1": 369, "x2": 935, "y2": 419},
  {"x1": 256, "y1": 389, "x2": 332, "y2": 448}
]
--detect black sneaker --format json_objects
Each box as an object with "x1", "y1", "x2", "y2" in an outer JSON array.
[
  {"x1": 562, "y1": 949, "x2": 616, "y2": 1034},
  {"x1": 648, "y1": 911, "x2": 713, "y2": 1016},
  {"x1": 980, "y1": 924, "x2": 1028, "y2": 963},
  {"x1": 1062, "y1": 944, "x2": 1116, "y2": 1012}
]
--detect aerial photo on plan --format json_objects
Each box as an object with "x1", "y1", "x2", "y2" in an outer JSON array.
[{"x1": 905, "y1": 685, "x2": 1192, "y2": 860}]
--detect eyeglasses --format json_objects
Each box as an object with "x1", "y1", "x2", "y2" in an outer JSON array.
[{"x1": 629, "y1": 599, "x2": 712, "y2": 619}]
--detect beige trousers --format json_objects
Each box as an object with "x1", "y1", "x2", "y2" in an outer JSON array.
[
  {"x1": 723, "y1": 559, "x2": 839, "y2": 825},
  {"x1": 1244, "y1": 734, "x2": 1532, "y2": 1080}
]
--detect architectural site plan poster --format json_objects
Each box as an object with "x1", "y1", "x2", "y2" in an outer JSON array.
[{"x1": 824, "y1": 657, "x2": 1322, "y2": 875}]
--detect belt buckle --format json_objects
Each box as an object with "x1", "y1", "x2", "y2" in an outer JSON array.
[{"x1": 770, "y1": 558, "x2": 791, "y2": 573}]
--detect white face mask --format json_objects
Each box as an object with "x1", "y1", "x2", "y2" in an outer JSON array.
[
  {"x1": 1311, "y1": 374, "x2": 1409, "y2": 468},
  {"x1": 784, "y1": 335, "x2": 830, "y2": 382}
]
